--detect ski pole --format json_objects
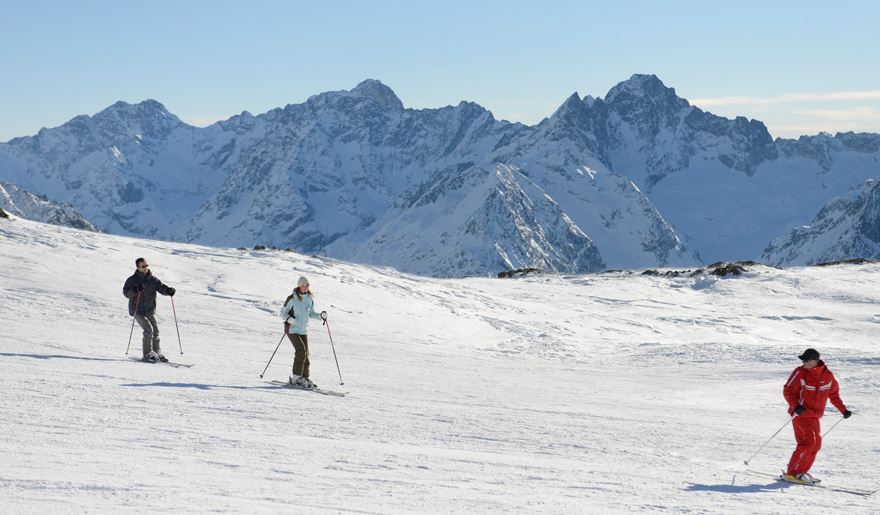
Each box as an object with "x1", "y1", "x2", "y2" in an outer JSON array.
[
  {"x1": 743, "y1": 416, "x2": 793, "y2": 466},
  {"x1": 822, "y1": 416, "x2": 846, "y2": 438},
  {"x1": 259, "y1": 331, "x2": 287, "y2": 378},
  {"x1": 323, "y1": 319, "x2": 344, "y2": 385},
  {"x1": 171, "y1": 295, "x2": 184, "y2": 354},
  {"x1": 125, "y1": 291, "x2": 142, "y2": 356}
]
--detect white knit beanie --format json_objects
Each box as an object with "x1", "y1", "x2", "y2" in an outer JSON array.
[{"x1": 297, "y1": 276, "x2": 309, "y2": 287}]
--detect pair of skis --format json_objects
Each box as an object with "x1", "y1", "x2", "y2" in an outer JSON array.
[
  {"x1": 129, "y1": 357, "x2": 194, "y2": 368},
  {"x1": 269, "y1": 380, "x2": 346, "y2": 397},
  {"x1": 744, "y1": 470, "x2": 877, "y2": 497}
]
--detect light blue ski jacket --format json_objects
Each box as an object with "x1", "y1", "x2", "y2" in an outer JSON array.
[{"x1": 280, "y1": 292, "x2": 323, "y2": 335}]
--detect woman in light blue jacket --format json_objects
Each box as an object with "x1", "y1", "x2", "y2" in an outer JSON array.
[{"x1": 281, "y1": 276, "x2": 327, "y2": 389}]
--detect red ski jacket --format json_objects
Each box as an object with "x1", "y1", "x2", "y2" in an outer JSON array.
[{"x1": 783, "y1": 360, "x2": 847, "y2": 418}]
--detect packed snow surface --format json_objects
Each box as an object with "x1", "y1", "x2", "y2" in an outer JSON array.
[{"x1": 1, "y1": 218, "x2": 878, "y2": 513}]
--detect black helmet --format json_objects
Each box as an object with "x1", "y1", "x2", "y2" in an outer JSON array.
[{"x1": 798, "y1": 348, "x2": 820, "y2": 362}]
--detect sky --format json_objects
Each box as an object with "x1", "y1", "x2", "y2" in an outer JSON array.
[{"x1": 1, "y1": 0, "x2": 879, "y2": 142}]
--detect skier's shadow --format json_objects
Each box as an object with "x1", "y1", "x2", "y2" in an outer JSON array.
[
  {"x1": 685, "y1": 481, "x2": 789, "y2": 494},
  {"x1": 0, "y1": 352, "x2": 127, "y2": 363},
  {"x1": 121, "y1": 382, "x2": 282, "y2": 391}
]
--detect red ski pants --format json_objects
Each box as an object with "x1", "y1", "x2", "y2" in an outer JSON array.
[{"x1": 786, "y1": 416, "x2": 822, "y2": 475}]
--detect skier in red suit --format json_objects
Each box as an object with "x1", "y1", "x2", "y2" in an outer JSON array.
[{"x1": 782, "y1": 348, "x2": 852, "y2": 483}]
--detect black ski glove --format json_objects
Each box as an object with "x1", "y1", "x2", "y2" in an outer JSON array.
[
  {"x1": 137, "y1": 283, "x2": 145, "y2": 292},
  {"x1": 320, "y1": 311, "x2": 328, "y2": 321},
  {"x1": 843, "y1": 410, "x2": 852, "y2": 419},
  {"x1": 167, "y1": 287, "x2": 176, "y2": 296},
  {"x1": 793, "y1": 405, "x2": 806, "y2": 415}
]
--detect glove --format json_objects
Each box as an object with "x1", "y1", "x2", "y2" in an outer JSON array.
[
  {"x1": 843, "y1": 410, "x2": 852, "y2": 419},
  {"x1": 168, "y1": 287, "x2": 176, "y2": 296},
  {"x1": 793, "y1": 405, "x2": 806, "y2": 415},
  {"x1": 320, "y1": 311, "x2": 328, "y2": 321},
  {"x1": 137, "y1": 283, "x2": 145, "y2": 292}
]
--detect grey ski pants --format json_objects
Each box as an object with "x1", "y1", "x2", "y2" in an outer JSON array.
[{"x1": 135, "y1": 313, "x2": 161, "y2": 356}]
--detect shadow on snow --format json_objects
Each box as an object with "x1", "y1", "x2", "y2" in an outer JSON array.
[
  {"x1": 684, "y1": 481, "x2": 789, "y2": 494},
  {"x1": 0, "y1": 352, "x2": 128, "y2": 363},
  {"x1": 120, "y1": 382, "x2": 283, "y2": 391}
]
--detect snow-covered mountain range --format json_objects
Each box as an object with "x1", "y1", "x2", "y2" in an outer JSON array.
[{"x1": 1, "y1": 75, "x2": 879, "y2": 275}]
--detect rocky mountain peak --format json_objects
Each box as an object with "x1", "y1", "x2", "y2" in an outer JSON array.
[
  {"x1": 350, "y1": 79, "x2": 404, "y2": 110},
  {"x1": 89, "y1": 99, "x2": 184, "y2": 139},
  {"x1": 551, "y1": 92, "x2": 587, "y2": 119},
  {"x1": 605, "y1": 74, "x2": 689, "y2": 120},
  {"x1": 606, "y1": 74, "x2": 673, "y2": 99},
  {"x1": 98, "y1": 99, "x2": 177, "y2": 121}
]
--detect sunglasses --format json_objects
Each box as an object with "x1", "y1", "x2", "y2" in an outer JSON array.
[{"x1": 139, "y1": 264, "x2": 150, "y2": 269}]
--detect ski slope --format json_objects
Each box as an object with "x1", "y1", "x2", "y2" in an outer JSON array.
[{"x1": 1, "y1": 217, "x2": 878, "y2": 513}]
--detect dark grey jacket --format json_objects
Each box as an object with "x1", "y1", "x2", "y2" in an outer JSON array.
[{"x1": 123, "y1": 270, "x2": 173, "y2": 316}]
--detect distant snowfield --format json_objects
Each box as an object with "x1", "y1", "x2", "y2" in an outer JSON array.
[{"x1": 1, "y1": 217, "x2": 878, "y2": 513}]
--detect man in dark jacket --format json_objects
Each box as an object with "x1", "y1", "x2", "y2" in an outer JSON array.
[
  {"x1": 782, "y1": 348, "x2": 852, "y2": 484},
  {"x1": 123, "y1": 258, "x2": 176, "y2": 362}
]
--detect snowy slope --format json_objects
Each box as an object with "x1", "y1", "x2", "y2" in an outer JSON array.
[
  {"x1": 762, "y1": 178, "x2": 880, "y2": 265},
  {"x1": 2, "y1": 218, "x2": 879, "y2": 513},
  {"x1": 0, "y1": 181, "x2": 97, "y2": 230},
  {"x1": 326, "y1": 163, "x2": 607, "y2": 276}
]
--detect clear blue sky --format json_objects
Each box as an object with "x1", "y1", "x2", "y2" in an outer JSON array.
[{"x1": 2, "y1": 0, "x2": 879, "y2": 141}]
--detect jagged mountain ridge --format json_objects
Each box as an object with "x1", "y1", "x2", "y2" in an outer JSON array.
[
  {"x1": 0, "y1": 78, "x2": 695, "y2": 276},
  {"x1": 1, "y1": 75, "x2": 879, "y2": 274}
]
